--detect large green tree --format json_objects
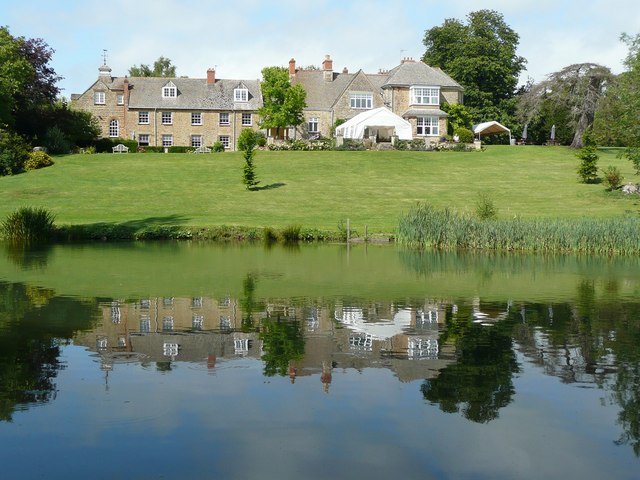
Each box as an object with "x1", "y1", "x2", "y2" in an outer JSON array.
[
  {"x1": 422, "y1": 10, "x2": 526, "y2": 123},
  {"x1": 128, "y1": 56, "x2": 176, "y2": 77},
  {"x1": 258, "y1": 66, "x2": 306, "y2": 139},
  {"x1": 519, "y1": 63, "x2": 613, "y2": 148},
  {"x1": 593, "y1": 33, "x2": 640, "y2": 147}
]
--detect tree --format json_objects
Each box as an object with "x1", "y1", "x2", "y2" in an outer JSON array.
[
  {"x1": 519, "y1": 63, "x2": 613, "y2": 148},
  {"x1": 128, "y1": 56, "x2": 176, "y2": 77},
  {"x1": 238, "y1": 129, "x2": 259, "y2": 190},
  {"x1": 258, "y1": 66, "x2": 306, "y2": 138},
  {"x1": 593, "y1": 33, "x2": 640, "y2": 147},
  {"x1": 422, "y1": 10, "x2": 526, "y2": 124}
]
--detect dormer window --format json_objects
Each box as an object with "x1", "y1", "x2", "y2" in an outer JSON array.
[
  {"x1": 411, "y1": 86, "x2": 440, "y2": 105},
  {"x1": 162, "y1": 81, "x2": 177, "y2": 98},
  {"x1": 234, "y1": 87, "x2": 248, "y2": 102}
]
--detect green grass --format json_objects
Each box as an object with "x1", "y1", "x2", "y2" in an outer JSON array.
[{"x1": 0, "y1": 146, "x2": 638, "y2": 235}]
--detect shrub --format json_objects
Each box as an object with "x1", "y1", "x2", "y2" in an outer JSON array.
[
  {"x1": 620, "y1": 147, "x2": 640, "y2": 175},
  {"x1": 2, "y1": 207, "x2": 56, "y2": 245},
  {"x1": 602, "y1": 166, "x2": 623, "y2": 190},
  {"x1": 242, "y1": 148, "x2": 259, "y2": 189},
  {"x1": 334, "y1": 139, "x2": 365, "y2": 151},
  {"x1": 262, "y1": 226, "x2": 278, "y2": 244},
  {"x1": 168, "y1": 146, "x2": 192, "y2": 153},
  {"x1": 212, "y1": 141, "x2": 225, "y2": 153},
  {"x1": 44, "y1": 126, "x2": 71, "y2": 154},
  {"x1": 576, "y1": 146, "x2": 599, "y2": 183},
  {"x1": 454, "y1": 127, "x2": 474, "y2": 143},
  {"x1": 280, "y1": 224, "x2": 301, "y2": 243},
  {"x1": 255, "y1": 131, "x2": 267, "y2": 147},
  {"x1": 93, "y1": 137, "x2": 137, "y2": 153},
  {"x1": 475, "y1": 193, "x2": 497, "y2": 220},
  {"x1": 83, "y1": 146, "x2": 96, "y2": 154},
  {"x1": 394, "y1": 140, "x2": 409, "y2": 150},
  {"x1": 0, "y1": 129, "x2": 30, "y2": 175},
  {"x1": 24, "y1": 151, "x2": 54, "y2": 170}
]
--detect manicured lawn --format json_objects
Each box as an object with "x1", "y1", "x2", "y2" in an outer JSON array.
[{"x1": 0, "y1": 146, "x2": 637, "y2": 233}]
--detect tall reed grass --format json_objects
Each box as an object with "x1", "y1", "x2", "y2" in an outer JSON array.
[
  {"x1": 2, "y1": 207, "x2": 56, "y2": 245},
  {"x1": 397, "y1": 202, "x2": 640, "y2": 255}
]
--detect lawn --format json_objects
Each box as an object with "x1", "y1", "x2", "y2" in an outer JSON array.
[{"x1": 1, "y1": 146, "x2": 637, "y2": 233}]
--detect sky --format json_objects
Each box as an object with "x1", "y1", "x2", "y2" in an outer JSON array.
[{"x1": 2, "y1": 0, "x2": 639, "y2": 98}]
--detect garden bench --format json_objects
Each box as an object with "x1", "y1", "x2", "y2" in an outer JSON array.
[
  {"x1": 112, "y1": 144, "x2": 129, "y2": 153},
  {"x1": 194, "y1": 145, "x2": 212, "y2": 154}
]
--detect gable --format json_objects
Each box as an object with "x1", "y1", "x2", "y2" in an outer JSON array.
[{"x1": 332, "y1": 70, "x2": 384, "y2": 109}]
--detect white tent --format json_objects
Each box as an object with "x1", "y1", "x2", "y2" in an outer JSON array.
[
  {"x1": 473, "y1": 121, "x2": 512, "y2": 143},
  {"x1": 335, "y1": 107, "x2": 413, "y2": 141}
]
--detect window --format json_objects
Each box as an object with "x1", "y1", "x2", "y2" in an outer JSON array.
[
  {"x1": 162, "y1": 134, "x2": 173, "y2": 147},
  {"x1": 219, "y1": 112, "x2": 230, "y2": 125},
  {"x1": 350, "y1": 92, "x2": 372, "y2": 109},
  {"x1": 117, "y1": 94, "x2": 124, "y2": 105},
  {"x1": 416, "y1": 116, "x2": 439, "y2": 136},
  {"x1": 109, "y1": 119, "x2": 119, "y2": 137},
  {"x1": 411, "y1": 86, "x2": 440, "y2": 105},
  {"x1": 219, "y1": 135, "x2": 230, "y2": 149},
  {"x1": 308, "y1": 117, "x2": 319, "y2": 133},
  {"x1": 162, "y1": 82, "x2": 177, "y2": 98},
  {"x1": 138, "y1": 111, "x2": 149, "y2": 124},
  {"x1": 161, "y1": 111, "x2": 172, "y2": 125},
  {"x1": 94, "y1": 91, "x2": 105, "y2": 105},
  {"x1": 138, "y1": 134, "x2": 150, "y2": 146},
  {"x1": 234, "y1": 88, "x2": 248, "y2": 102},
  {"x1": 241, "y1": 113, "x2": 252, "y2": 126},
  {"x1": 191, "y1": 135, "x2": 202, "y2": 148},
  {"x1": 191, "y1": 112, "x2": 202, "y2": 125}
]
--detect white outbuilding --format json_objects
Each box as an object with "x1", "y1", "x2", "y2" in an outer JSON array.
[{"x1": 335, "y1": 107, "x2": 413, "y2": 141}]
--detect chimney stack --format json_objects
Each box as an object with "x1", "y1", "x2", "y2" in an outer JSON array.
[
  {"x1": 323, "y1": 54, "x2": 333, "y2": 82},
  {"x1": 342, "y1": 67, "x2": 349, "y2": 74},
  {"x1": 289, "y1": 58, "x2": 296, "y2": 77},
  {"x1": 207, "y1": 68, "x2": 216, "y2": 85}
]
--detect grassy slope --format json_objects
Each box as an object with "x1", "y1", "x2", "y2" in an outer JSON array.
[{"x1": 0, "y1": 146, "x2": 637, "y2": 232}]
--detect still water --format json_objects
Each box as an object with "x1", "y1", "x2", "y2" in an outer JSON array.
[{"x1": 1, "y1": 242, "x2": 639, "y2": 479}]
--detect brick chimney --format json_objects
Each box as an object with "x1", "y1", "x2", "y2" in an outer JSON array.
[
  {"x1": 342, "y1": 67, "x2": 349, "y2": 74},
  {"x1": 123, "y1": 77, "x2": 130, "y2": 105},
  {"x1": 289, "y1": 58, "x2": 296, "y2": 77},
  {"x1": 323, "y1": 54, "x2": 333, "y2": 81},
  {"x1": 401, "y1": 57, "x2": 416, "y2": 64},
  {"x1": 207, "y1": 68, "x2": 216, "y2": 85}
]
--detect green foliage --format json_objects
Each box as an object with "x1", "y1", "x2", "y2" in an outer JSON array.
[
  {"x1": 24, "y1": 151, "x2": 54, "y2": 171},
  {"x1": 576, "y1": 146, "x2": 599, "y2": 183},
  {"x1": 267, "y1": 139, "x2": 331, "y2": 151},
  {"x1": 93, "y1": 137, "x2": 137, "y2": 153},
  {"x1": 242, "y1": 148, "x2": 259, "y2": 190},
  {"x1": 602, "y1": 165, "x2": 623, "y2": 190},
  {"x1": 258, "y1": 66, "x2": 306, "y2": 130},
  {"x1": 212, "y1": 141, "x2": 225, "y2": 153},
  {"x1": 262, "y1": 226, "x2": 278, "y2": 244},
  {"x1": 167, "y1": 146, "x2": 192, "y2": 153},
  {"x1": 455, "y1": 127, "x2": 474, "y2": 143},
  {"x1": 238, "y1": 129, "x2": 259, "y2": 152},
  {"x1": 128, "y1": 56, "x2": 176, "y2": 77},
  {"x1": 620, "y1": 147, "x2": 640, "y2": 175},
  {"x1": 422, "y1": 10, "x2": 526, "y2": 122},
  {"x1": 334, "y1": 139, "x2": 365, "y2": 151},
  {"x1": 260, "y1": 317, "x2": 305, "y2": 377},
  {"x1": 0, "y1": 128, "x2": 30, "y2": 175},
  {"x1": 2, "y1": 207, "x2": 56, "y2": 245},
  {"x1": 475, "y1": 193, "x2": 497, "y2": 220},
  {"x1": 442, "y1": 103, "x2": 473, "y2": 134},
  {"x1": 397, "y1": 202, "x2": 640, "y2": 254},
  {"x1": 43, "y1": 126, "x2": 71, "y2": 154},
  {"x1": 280, "y1": 224, "x2": 301, "y2": 243},
  {"x1": 332, "y1": 118, "x2": 347, "y2": 137}
]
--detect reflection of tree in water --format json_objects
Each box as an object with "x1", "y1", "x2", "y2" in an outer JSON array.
[
  {"x1": 240, "y1": 274, "x2": 260, "y2": 332},
  {"x1": 260, "y1": 314, "x2": 305, "y2": 377},
  {"x1": 421, "y1": 309, "x2": 519, "y2": 423},
  {"x1": 0, "y1": 282, "x2": 98, "y2": 421}
]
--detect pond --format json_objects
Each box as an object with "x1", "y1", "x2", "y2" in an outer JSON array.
[{"x1": 0, "y1": 242, "x2": 639, "y2": 479}]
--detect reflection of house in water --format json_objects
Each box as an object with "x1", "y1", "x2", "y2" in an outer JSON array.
[{"x1": 74, "y1": 296, "x2": 456, "y2": 390}]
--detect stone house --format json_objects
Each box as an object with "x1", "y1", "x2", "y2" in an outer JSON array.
[
  {"x1": 289, "y1": 55, "x2": 463, "y2": 140},
  {"x1": 71, "y1": 65, "x2": 262, "y2": 151}
]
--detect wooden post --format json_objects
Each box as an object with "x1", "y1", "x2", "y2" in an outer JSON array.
[
  {"x1": 364, "y1": 224, "x2": 368, "y2": 242},
  {"x1": 347, "y1": 218, "x2": 350, "y2": 243}
]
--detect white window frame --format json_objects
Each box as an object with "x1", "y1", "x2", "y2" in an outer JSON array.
[
  {"x1": 117, "y1": 94, "x2": 124, "y2": 105},
  {"x1": 234, "y1": 88, "x2": 248, "y2": 102},
  {"x1": 411, "y1": 86, "x2": 440, "y2": 106},
  {"x1": 219, "y1": 135, "x2": 230, "y2": 149},
  {"x1": 138, "y1": 134, "x2": 150, "y2": 146},
  {"x1": 191, "y1": 135, "x2": 202, "y2": 148},
  {"x1": 162, "y1": 134, "x2": 173, "y2": 147},
  {"x1": 138, "y1": 111, "x2": 149, "y2": 124},
  {"x1": 108, "y1": 119, "x2": 119, "y2": 138},
  {"x1": 191, "y1": 112, "x2": 202, "y2": 125},
  {"x1": 241, "y1": 113, "x2": 252, "y2": 126},
  {"x1": 94, "y1": 91, "x2": 105, "y2": 105},
  {"x1": 350, "y1": 92, "x2": 373, "y2": 110},
  {"x1": 162, "y1": 81, "x2": 177, "y2": 98},
  {"x1": 308, "y1": 117, "x2": 319, "y2": 133},
  {"x1": 219, "y1": 112, "x2": 230, "y2": 125},
  {"x1": 161, "y1": 111, "x2": 172, "y2": 125},
  {"x1": 416, "y1": 116, "x2": 440, "y2": 136}
]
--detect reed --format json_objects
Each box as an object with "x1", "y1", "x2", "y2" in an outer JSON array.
[
  {"x1": 280, "y1": 224, "x2": 302, "y2": 243},
  {"x1": 2, "y1": 207, "x2": 56, "y2": 245},
  {"x1": 397, "y1": 202, "x2": 640, "y2": 254}
]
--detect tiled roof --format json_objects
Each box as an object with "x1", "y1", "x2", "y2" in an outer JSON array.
[
  {"x1": 124, "y1": 77, "x2": 262, "y2": 111},
  {"x1": 292, "y1": 70, "x2": 355, "y2": 110},
  {"x1": 402, "y1": 108, "x2": 449, "y2": 117},
  {"x1": 383, "y1": 62, "x2": 462, "y2": 89}
]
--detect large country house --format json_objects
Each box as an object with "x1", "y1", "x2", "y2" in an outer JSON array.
[
  {"x1": 72, "y1": 55, "x2": 462, "y2": 148},
  {"x1": 72, "y1": 64, "x2": 262, "y2": 151}
]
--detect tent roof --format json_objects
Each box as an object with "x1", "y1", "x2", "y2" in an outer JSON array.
[
  {"x1": 335, "y1": 107, "x2": 413, "y2": 140},
  {"x1": 473, "y1": 121, "x2": 510, "y2": 136}
]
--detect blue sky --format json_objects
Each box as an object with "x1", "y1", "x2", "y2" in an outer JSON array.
[{"x1": 2, "y1": 0, "x2": 639, "y2": 97}]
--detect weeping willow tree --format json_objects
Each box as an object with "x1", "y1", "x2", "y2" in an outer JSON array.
[{"x1": 519, "y1": 63, "x2": 613, "y2": 148}]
